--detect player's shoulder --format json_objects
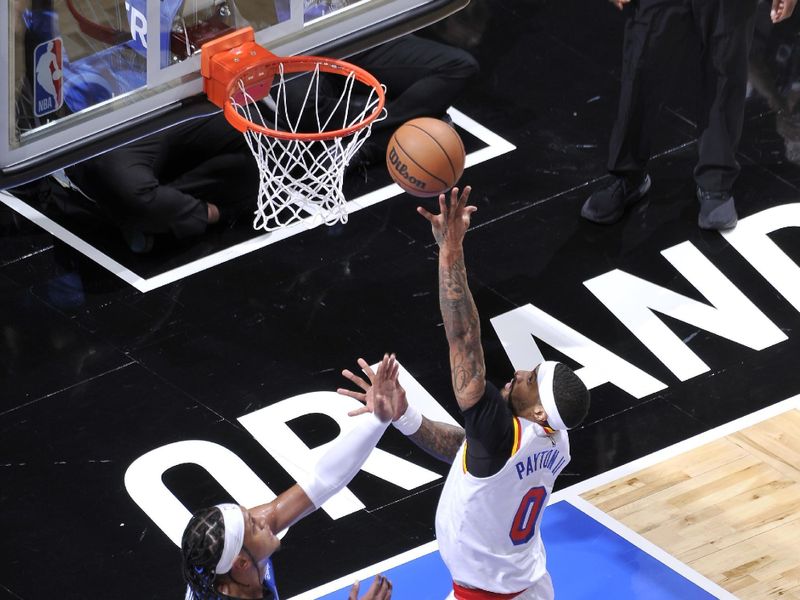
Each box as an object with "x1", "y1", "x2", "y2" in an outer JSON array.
[
  {"x1": 468, "y1": 382, "x2": 516, "y2": 436},
  {"x1": 478, "y1": 379, "x2": 507, "y2": 408}
]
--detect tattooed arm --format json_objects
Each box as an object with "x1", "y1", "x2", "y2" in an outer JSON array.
[
  {"x1": 418, "y1": 186, "x2": 486, "y2": 411},
  {"x1": 408, "y1": 416, "x2": 466, "y2": 463}
]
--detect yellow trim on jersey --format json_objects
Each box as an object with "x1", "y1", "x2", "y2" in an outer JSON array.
[
  {"x1": 462, "y1": 417, "x2": 521, "y2": 475},
  {"x1": 511, "y1": 416, "x2": 521, "y2": 456}
]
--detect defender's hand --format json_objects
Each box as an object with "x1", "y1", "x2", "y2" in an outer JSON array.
[
  {"x1": 338, "y1": 355, "x2": 405, "y2": 422},
  {"x1": 348, "y1": 574, "x2": 392, "y2": 600}
]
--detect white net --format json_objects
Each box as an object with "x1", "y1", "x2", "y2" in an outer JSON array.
[{"x1": 231, "y1": 61, "x2": 385, "y2": 232}]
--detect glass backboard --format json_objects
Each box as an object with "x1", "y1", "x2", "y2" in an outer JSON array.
[{"x1": 1, "y1": 0, "x2": 468, "y2": 188}]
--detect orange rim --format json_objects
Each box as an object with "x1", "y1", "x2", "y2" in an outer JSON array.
[{"x1": 222, "y1": 55, "x2": 386, "y2": 141}]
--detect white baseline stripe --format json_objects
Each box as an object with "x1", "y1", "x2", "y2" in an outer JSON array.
[
  {"x1": 447, "y1": 107, "x2": 517, "y2": 168},
  {"x1": 2, "y1": 109, "x2": 515, "y2": 293},
  {"x1": 552, "y1": 393, "x2": 800, "y2": 502},
  {"x1": 286, "y1": 541, "x2": 440, "y2": 600},
  {"x1": 0, "y1": 190, "x2": 148, "y2": 289},
  {"x1": 566, "y1": 496, "x2": 737, "y2": 599}
]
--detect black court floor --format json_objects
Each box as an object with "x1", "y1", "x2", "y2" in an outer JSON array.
[{"x1": 2, "y1": 1, "x2": 800, "y2": 598}]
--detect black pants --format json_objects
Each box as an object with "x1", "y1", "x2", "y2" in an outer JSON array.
[
  {"x1": 607, "y1": 0, "x2": 757, "y2": 192},
  {"x1": 65, "y1": 113, "x2": 258, "y2": 238}
]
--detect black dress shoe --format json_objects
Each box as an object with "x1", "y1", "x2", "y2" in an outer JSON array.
[{"x1": 581, "y1": 172, "x2": 651, "y2": 224}]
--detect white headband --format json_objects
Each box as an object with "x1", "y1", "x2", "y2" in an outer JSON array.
[
  {"x1": 215, "y1": 503, "x2": 245, "y2": 574},
  {"x1": 536, "y1": 361, "x2": 568, "y2": 431}
]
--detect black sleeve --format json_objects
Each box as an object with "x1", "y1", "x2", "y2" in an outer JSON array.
[{"x1": 461, "y1": 381, "x2": 515, "y2": 478}]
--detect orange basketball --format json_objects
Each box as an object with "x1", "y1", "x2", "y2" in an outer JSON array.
[{"x1": 386, "y1": 117, "x2": 466, "y2": 198}]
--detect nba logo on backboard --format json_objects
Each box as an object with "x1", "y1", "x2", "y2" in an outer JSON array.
[{"x1": 33, "y1": 37, "x2": 64, "y2": 117}]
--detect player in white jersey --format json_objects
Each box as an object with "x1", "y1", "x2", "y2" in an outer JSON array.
[{"x1": 340, "y1": 187, "x2": 590, "y2": 600}]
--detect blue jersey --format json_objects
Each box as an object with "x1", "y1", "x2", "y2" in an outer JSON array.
[{"x1": 185, "y1": 558, "x2": 279, "y2": 600}]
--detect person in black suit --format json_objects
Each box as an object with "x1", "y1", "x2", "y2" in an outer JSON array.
[{"x1": 582, "y1": 0, "x2": 796, "y2": 231}]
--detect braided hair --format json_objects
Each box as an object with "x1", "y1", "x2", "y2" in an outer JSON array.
[{"x1": 182, "y1": 506, "x2": 228, "y2": 600}]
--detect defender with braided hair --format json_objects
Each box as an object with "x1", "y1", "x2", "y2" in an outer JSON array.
[{"x1": 181, "y1": 354, "x2": 401, "y2": 600}]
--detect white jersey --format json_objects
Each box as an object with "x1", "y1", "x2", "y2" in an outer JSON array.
[{"x1": 435, "y1": 417, "x2": 570, "y2": 594}]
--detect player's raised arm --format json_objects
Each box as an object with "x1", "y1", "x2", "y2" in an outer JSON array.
[
  {"x1": 417, "y1": 186, "x2": 485, "y2": 411},
  {"x1": 182, "y1": 358, "x2": 400, "y2": 599}
]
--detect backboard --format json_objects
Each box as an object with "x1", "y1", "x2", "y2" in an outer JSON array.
[{"x1": 0, "y1": 0, "x2": 468, "y2": 189}]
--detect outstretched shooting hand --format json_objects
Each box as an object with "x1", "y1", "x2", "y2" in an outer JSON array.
[{"x1": 417, "y1": 186, "x2": 475, "y2": 251}]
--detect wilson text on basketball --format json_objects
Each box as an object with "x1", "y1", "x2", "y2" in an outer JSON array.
[{"x1": 388, "y1": 147, "x2": 426, "y2": 191}]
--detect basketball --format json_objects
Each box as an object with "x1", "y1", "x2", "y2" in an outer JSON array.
[{"x1": 386, "y1": 117, "x2": 465, "y2": 197}]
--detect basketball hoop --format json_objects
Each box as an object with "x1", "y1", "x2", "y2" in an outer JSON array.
[{"x1": 201, "y1": 28, "x2": 386, "y2": 232}]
